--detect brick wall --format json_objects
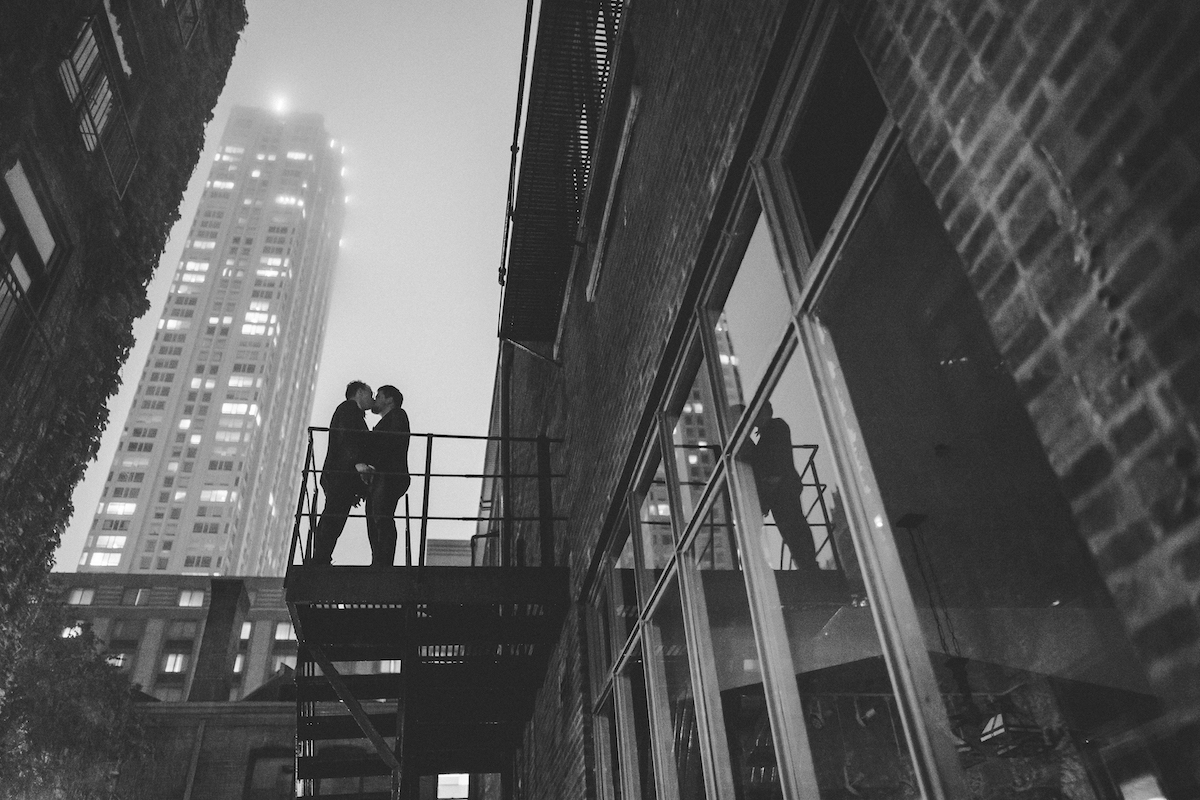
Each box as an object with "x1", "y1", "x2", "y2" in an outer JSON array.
[{"x1": 846, "y1": 0, "x2": 1200, "y2": 698}]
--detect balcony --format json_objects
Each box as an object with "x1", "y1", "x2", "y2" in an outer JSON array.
[{"x1": 285, "y1": 429, "x2": 568, "y2": 799}]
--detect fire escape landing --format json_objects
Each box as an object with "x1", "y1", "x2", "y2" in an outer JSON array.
[{"x1": 287, "y1": 430, "x2": 567, "y2": 799}]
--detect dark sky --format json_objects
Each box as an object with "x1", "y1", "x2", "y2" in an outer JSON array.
[{"x1": 57, "y1": 0, "x2": 530, "y2": 568}]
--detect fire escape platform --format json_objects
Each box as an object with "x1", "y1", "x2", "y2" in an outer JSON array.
[{"x1": 287, "y1": 565, "x2": 569, "y2": 788}]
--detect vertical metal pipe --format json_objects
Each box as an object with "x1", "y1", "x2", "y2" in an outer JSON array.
[
  {"x1": 500, "y1": 340, "x2": 514, "y2": 567},
  {"x1": 537, "y1": 434, "x2": 554, "y2": 567}
]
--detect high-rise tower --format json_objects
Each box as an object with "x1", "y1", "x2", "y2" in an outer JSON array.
[{"x1": 80, "y1": 106, "x2": 344, "y2": 578}]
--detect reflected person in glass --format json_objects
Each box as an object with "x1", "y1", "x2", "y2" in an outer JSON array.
[{"x1": 746, "y1": 401, "x2": 819, "y2": 574}]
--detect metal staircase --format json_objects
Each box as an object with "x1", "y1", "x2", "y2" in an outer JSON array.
[{"x1": 286, "y1": 430, "x2": 568, "y2": 799}]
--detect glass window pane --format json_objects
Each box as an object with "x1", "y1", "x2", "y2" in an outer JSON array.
[
  {"x1": 590, "y1": 585, "x2": 614, "y2": 691},
  {"x1": 622, "y1": 650, "x2": 658, "y2": 800},
  {"x1": 714, "y1": 215, "x2": 792, "y2": 419},
  {"x1": 4, "y1": 162, "x2": 56, "y2": 264},
  {"x1": 614, "y1": 525, "x2": 639, "y2": 647},
  {"x1": 686, "y1": 485, "x2": 783, "y2": 800},
  {"x1": 650, "y1": 579, "x2": 706, "y2": 800},
  {"x1": 785, "y1": 12, "x2": 887, "y2": 252},
  {"x1": 740, "y1": 351, "x2": 915, "y2": 796},
  {"x1": 598, "y1": 693, "x2": 624, "y2": 800},
  {"x1": 670, "y1": 364, "x2": 721, "y2": 523},
  {"x1": 637, "y1": 459, "x2": 673, "y2": 589},
  {"x1": 815, "y1": 148, "x2": 1161, "y2": 794}
]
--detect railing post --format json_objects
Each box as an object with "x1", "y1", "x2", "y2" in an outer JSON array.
[
  {"x1": 418, "y1": 435, "x2": 434, "y2": 567},
  {"x1": 289, "y1": 431, "x2": 315, "y2": 570},
  {"x1": 537, "y1": 434, "x2": 554, "y2": 568},
  {"x1": 404, "y1": 495, "x2": 413, "y2": 567}
]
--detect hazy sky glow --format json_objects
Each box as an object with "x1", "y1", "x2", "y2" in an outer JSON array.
[{"x1": 56, "y1": 0, "x2": 528, "y2": 569}]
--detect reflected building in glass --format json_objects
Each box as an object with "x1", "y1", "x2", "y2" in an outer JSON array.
[
  {"x1": 79, "y1": 107, "x2": 344, "y2": 578},
  {"x1": 489, "y1": 1, "x2": 1200, "y2": 799}
]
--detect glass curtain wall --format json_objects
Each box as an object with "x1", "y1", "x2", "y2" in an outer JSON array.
[{"x1": 586, "y1": 4, "x2": 1178, "y2": 800}]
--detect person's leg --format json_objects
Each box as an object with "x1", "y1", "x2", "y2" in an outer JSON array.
[
  {"x1": 367, "y1": 480, "x2": 402, "y2": 567},
  {"x1": 311, "y1": 489, "x2": 354, "y2": 565},
  {"x1": 772, "y1": 490, "x2": 819, "y2": 571}
]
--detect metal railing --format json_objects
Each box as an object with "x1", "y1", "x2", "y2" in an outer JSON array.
[
  {"x1": 673, "y1": 443, "x2": 844, "y2": 573},
  {"x1": 287, "y1": 427, "x2": 563, "y2": 571}
]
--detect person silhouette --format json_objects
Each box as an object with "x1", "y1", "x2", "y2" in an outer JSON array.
[
  {"x1": 310, "y1": 381, "x2": 373, "y2": 565},
  {"x1": 361, "y1": 384, "x2": 411, "y2": 567},
  {"x1": 746, "y1": 401, "x2": 819, "y2": 573}
]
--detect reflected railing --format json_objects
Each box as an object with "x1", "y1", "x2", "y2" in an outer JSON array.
[
  {"x1": 675, "y1": 443, "x2": 843, "y2": 572},
  {"x1": 287, "y1": 427, "x2": 563, "y2": 570}
]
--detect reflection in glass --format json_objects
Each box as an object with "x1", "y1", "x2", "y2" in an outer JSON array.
[
  {"x1": 638, "y1": 460, "x2": 673, "y2": 587},
  {"x1": 599, "y1": 694, "x2": 624, "y2": 800},
  {"x1": 672, "y1": 365, "x2": 721, "y2": 522},
  {"x1": 742, "y1": 353, "x2": 913, "y2": 797},
  {"x1": 623, "y1": 650, "x2": 658, "y2": 800},
  {"x1": 614, "y1": 526, "x2": 639, "y2": 647},
  {"x1": 816, "y1": 148, "x2": 1161, "y2": 796},
  {"x1": 689, "y1": 486, "x2": 783, "y2": 800},
  {"x1": 651, "y1": 580, "x2": 706, "y2": 800},
  {"x1": 714, "y1": 215, "x2": 793, "y2": 425}
]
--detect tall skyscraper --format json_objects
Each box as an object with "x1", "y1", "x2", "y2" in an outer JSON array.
[{"x1": 80, "y1": 106, "x2": 344, "y2": 578}]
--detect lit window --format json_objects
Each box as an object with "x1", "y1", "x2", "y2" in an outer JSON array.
[
  {"x1": 221, "y1": 402, "x2": 249, "y2": 414},
  {"x1": 255, "y1": 269, "x2": 279, "y2": 278},
  {"x1": 174, "y1": 490, "x2": 187, "y2": 501},
  {"x1": 224, "y1": 146, "x2": 245, "y2": 155},
  {"x1": 244, "y1": 312, "x2": 268, "y2": 324},
  {"x1": 178, "y1": 419, "x2": 191, "y2": 429},
  {"x1": 438, "y1": 774, "x2": 470, "y2": 799},
  {"x1": 106, "y1": 653, "x2": 129, "y2": 668},
  {"x1": 240, "y1": 621, "x2": 252, "y2": 640},
  {"x1": 180, "y1": 273, "x2": 205, "y2": 284},
  {"x1": 163, "y1": 653, "x2": 189, "y2": 673},
  {"x1": 286, "y1": 151, "x2": 307, "y2": 160},
  {"x1": 183, "y1": 260, "x2": 209, "y2": 272},
  {"x1": 233, "y1": 653, "x2": 245, "y2": 673},
  {"x1": 241, "y1": 324, "x2": 266, "y2": 335},
  {"x1": 0, "y1": 161, "x2": 61, "y2": 344},
  {"x1": 214, "y1": 430, "x2": 240, "y2": 442},
  {"x1": 274, "y1": 195, "x2": 298, "y2": 206},
  {"x1": 260, "y1": 256, "x2": 283, "y2": 266},
  {"x1": 90, "y1": 552, "x2": 121, "y2": 567},
  {"x1": 250, "y1": 169, "x2": 261, "y2": 178},
  {"x1": 249, "y1": 300, "x2": 269, "y2": 311},
  {"x1": 178, "y1": 589, "x2": 204, "y2": 607},
  {"x1": 273, "y1": 654, "x2": 296, "y2": 671},
  {"x1": 210, "y1": 180, "x2": 235, "y2": 190},
  {"x1": 67, "y1": 588, "x2": 95, "y2": 605},
  {"x1": 62, "y1": 623, "x2": 83, "y2": 638},
  {"x1": 379, "y1": 659, "x2": 402, "y2": 673},
  {"x1": 228, "y1": 376, "x2": 253, "y2": 388},
  {"x1": 106, "y1": 502, "x2": 136, "y2": 515},
  {"x1": 95, "y1": 535, "x2": 126, "y2": 549},
  {"x1": 191, "y1": 240, "x2": 216, "y2": 250},
  {"x1": 199, "y1": 489, "x2": 229, "y2": 502},
  {"x1": 274, "y1": 622, "x2": 296, "y2": 641}
]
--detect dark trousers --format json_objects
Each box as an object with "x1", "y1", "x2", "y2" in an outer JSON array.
[
  {"x1": 311, "y1": 486, "x2": 358, "y2": 565},
  {"x1": 365, "y1": 475, "x2": 410, "y2": 567},
  {"x1": 767, "y1": 489, "x2": 819, "y2": 572}
]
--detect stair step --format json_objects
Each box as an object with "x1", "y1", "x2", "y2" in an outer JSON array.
[
  {"x1": 296, "y1": 673, "x2": 403, "y2": 701},
  {"x1": 301, "y1": 712, "x2": 396, "y2": 741},
  {"x1": 297, "y1": 755, "x2": 392, "y2": 780}
]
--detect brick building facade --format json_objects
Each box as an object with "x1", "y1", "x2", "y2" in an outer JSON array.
[
  {"x1": 0, "y1": 0, "x2": 246, "y2": 616},
  {"x1": 489, "y1": 1, "x2": 1200, "y2": 798}
]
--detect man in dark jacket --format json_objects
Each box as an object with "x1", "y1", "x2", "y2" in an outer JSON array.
[
  {"x1": 746, "y1": 401, "x2": 819, "y2": 573},
  {"x1": 309, "y1": 380, "x2": 373, "y2": 565},
  {"x1": 363, "y1": 384, "x2": 411, "y2": 567}
]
